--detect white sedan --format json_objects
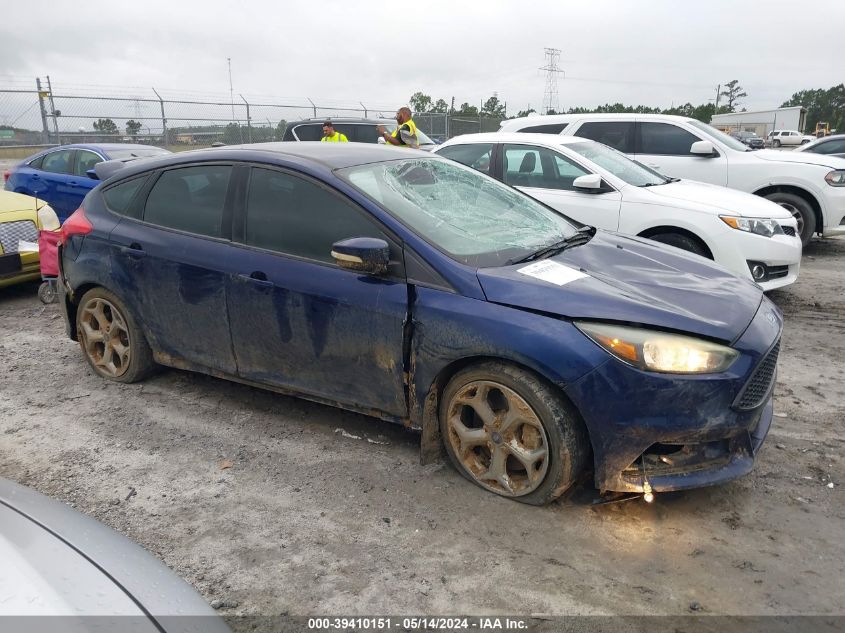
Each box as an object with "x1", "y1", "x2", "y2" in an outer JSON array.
[{"x1": 435, "y1": 133, "x2": 802, "y2": 291}]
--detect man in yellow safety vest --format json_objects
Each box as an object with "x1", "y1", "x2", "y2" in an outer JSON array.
[
  {"x1": 376, "y1": 107, "x2": 419, "y2": 148},
  {"x1": 320, "y1": 121, "x2": 348, "y2": 142}
]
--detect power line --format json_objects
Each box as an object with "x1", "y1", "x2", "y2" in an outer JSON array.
[{"x1": 539, "y1": 48, "x2": 564, "y2": 114}]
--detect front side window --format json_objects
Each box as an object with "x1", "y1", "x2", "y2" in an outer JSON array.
[
  {"x1": 245, "y1": 168, "x2": 385, "y2": 263},
  {"x1": 686, "y1": 119, "x2": 749, "y2": 151},
  {"x1": 143, "y1": 165, "x2": 232, "y2": 238},
  {"x1": 340, "y1": 157, "x2": 578, "y2": 268},
  {"x1": 566, "y1": 140, "x2": 666, "y2": 186},
  {"x1": 75, "y1": 150, "x2": 103, "y2": 177},
  {"x1": 639, "y1": 122, "x2": 701, "y2": 156},
  {"x1": 503, "y1": 144, "x2": 590, "y2": 191},
  {"x1": 575, "y1": 121, "x2": 636, "y2": 153},
  {"x1": 41, "y1": 150, "x2": 74, "y2": 174},
  {"x1": 436, "y1": 143, "x2": 493, "y2": 174},
  {"x1": 811, "y1": 139, "x2": 845, "y2": 155}
]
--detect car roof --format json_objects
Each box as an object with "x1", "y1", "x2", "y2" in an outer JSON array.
[
  {"x1": 108, "y1": 141, "x2": 434, "y2": 181},
  {"x1": 500, "y1": 112, "x2": 698, "y2": 127},
  {"x1": 289, "y1": 118, "x2": 395, "y2": 125},
  {"x1": 440, "y1": 132, "x2": 593, "y2": 147}
]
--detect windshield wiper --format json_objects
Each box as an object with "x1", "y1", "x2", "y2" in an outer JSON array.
[
  {"x1": 509, "y1": 226, "x2": 596, "y2": 265},
  {"x1": 640, "y1": 176, "x2": 678, "y2": 187}
]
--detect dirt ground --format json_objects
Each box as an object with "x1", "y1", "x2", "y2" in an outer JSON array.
[{"x1": 1, "y1": 238, "x2": 843, "y2": 621}]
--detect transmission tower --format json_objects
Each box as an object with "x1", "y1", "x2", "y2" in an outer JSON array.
[{"x1": 539, "y1": 48, "x2": 564, "y2": 114}]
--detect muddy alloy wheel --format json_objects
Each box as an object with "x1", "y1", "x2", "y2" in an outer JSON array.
[
  {"x1": 78, "y1": 296, "x2": 133, "y2": 378},
  {"x1": 445, "y1": 380, "x2": 550, "y2": 497}
]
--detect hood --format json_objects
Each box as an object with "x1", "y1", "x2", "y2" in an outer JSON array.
[
  {"x1": 0, "y1": 191, "x2": 45, "y2": 214},
  {"x1": 751, "y1": 149, "x2": 845, "y2": 169},
  {"x1": 477, "y1": 231, "x2": 762, "y2": 342},
  {"x1": 641, "y1": 179, "x2": 792, "y2": 219}
]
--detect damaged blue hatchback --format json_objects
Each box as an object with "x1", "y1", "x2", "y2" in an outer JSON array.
[{"x1": 58, "y1": 143, "x2": 781, "y2": 504}]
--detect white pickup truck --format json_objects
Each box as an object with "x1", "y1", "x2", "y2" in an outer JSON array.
[{"x1": 499, "y1": 113, "x2": 845, "y2": 245}]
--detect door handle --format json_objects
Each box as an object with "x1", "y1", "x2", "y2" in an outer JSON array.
[
  {"x1": 119, "y1": 244, "x2": 146, "y2": 259},
  {"x1": 238, "y1": 272, "x2": 274, "y2": 288},
  {"x1": 646, "y1": 163, "x2": 661, "y2": 169}
]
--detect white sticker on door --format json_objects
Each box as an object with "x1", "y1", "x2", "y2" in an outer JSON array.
[{"x1": 517, "y1": 260, "x2": 589, "y2": 286}]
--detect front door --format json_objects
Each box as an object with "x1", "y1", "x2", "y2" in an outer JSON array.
[
  {"x1": 226, "y1": 166, "x2": 408, "y2": 417},
  {"x1": 634, "y1": 121, "x2": 729, "y2": 186}
]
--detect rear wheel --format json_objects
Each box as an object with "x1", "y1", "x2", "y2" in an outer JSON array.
[
  {"x1": 763, "y1": 192, "x2": 816, "y2": 246},
  {"x1": 76, "y1": 287, "x2": 155, "y2": 383},
  {"x1": 648, "y1": 232, "x2": 710, "y2": 258},
  {"x1": 439, "y1": 362, "x2": 589, "y2": 505}
]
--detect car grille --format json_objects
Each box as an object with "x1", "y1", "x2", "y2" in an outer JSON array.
[
  {"x1": 0, "y1": 220, "x2": 38, "y2": 254},
  {"x1": 734, "y1": 339, "x2": 780, "y2": 410},
  {"x1": 781, "y1": 226, "x2": 796, "y2": 237},
  {"x1": 767, "y1": 265, "x2": 789, "y2": 280}
]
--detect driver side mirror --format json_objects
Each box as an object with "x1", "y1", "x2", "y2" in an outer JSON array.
[
  {"x1": 572, "y1": 173, "x2": 612, "y2": 193},
  {"x1": 331, "y1": 237, "x2": 390, "y2": 275},
  {"x1": 690, "y1": 140, "x2": 717, "y2": 157},
  {"x1": 85, "y1": 169, "x2": 99, "y2": 180}
]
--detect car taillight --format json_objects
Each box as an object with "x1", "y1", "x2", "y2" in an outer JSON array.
[
  {"x1": 2, "y1": 170, "x2": 9, "y2": 183},
  {"x1": 60, "y1": 207, "x2": 93, "y2": 244}
]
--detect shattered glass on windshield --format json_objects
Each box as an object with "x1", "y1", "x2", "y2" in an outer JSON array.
[{"x1": 340, "y1": 158, "x2": 577, "y2": 267}]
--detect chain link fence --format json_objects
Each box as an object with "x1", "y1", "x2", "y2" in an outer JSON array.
[{"x1": 0, "y1": 79, "x2": 505, "y2": 156}]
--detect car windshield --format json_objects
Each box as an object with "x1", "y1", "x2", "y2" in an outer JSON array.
[
  {"x1": 384, "y1": 123, "x2": 436, "y2": 145},
  {"x1": 565, "y1": 140, "x2": 667, "y2": 186},
  {"x1": 107, "y1": 147, "x2": 170, "y2": 160},
  {"x1": 687, "y1": 120, "x2": 750, "y2": 152},
  {"x1": 339, "y1": 157, "x2": 579, "y2": 267}
]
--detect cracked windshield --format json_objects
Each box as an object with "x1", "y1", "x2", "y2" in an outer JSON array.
[{"x1": 341, "y1": 158, "x2": 578, "y2": 267}]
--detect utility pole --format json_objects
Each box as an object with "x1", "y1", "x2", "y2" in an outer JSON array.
[
  {"x1": 46, "y1": 76, "x2": 60, "y2": 145},
  {"x1": 714, "y1": 84, "x2": 721, "y2": 113},
  {"x1": 227, "y1": 58, "x2": 235, "y2": 123},
  {"x1": 539, "y1": 48, "x2": 564, "y2": 115},
  {"x1": 35, "y1": 77, "x2": 50, "y2": 144}
]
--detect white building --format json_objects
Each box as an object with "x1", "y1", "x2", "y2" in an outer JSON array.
[{"x1": 710, "y1": 106, "x2": 807, "y2": 137}]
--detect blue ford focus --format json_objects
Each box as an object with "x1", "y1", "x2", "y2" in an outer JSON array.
[{"x1": 57, "y1": 143, "x2": 781, "y2": 504}]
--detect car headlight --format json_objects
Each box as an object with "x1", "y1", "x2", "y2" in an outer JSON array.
[
  {"x1": 825, "y1": 170, "x2": 845, "y2": 186},
  {"x1": 575, "y1": 322, "x2": 739, "y2": 374},
  {"x1": 719, "y1": 215, "x2": 783, "y2": 237},
  {"x1": 37, "y1": 204, "x2": 61, "y2": 231}
]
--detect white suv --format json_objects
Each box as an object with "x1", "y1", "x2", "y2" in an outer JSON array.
[
  {"x1": 768, "y1": 130, "x2": 814, "y2": 147},
  {"x1": 499, "y1": 114, "x2": 845, "y2": 245}
]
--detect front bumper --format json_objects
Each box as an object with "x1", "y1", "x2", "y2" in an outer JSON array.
[
  {"x1": 821, "y1": 188, "x2": 845, "y2": 236},
  {"x1": 565, "y1": 299, "x2": 782, "y2": 493},
  {"x1": 711, "y1": 228, "x2": 801, "y2": 291}
]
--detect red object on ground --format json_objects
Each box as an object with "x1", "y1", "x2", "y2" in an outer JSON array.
[{"x1": 38, "y1": 230, "x2": 61, "y2": 277}]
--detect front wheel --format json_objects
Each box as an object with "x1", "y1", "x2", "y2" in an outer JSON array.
[
  {"x1": 439, "y1": 362, "x2": 589, "y2": 505},
  {"x1": 763, "y1": 192, "x2": 816, "y2": 246},
  {"x1": 773, "y1": 139, "x2": 781, "y2": 147},
  {"x1": 76, "y1": 287, "x2": 155, "y2": 383},
  {"x1": 647, "y1": 232, "x2": 710, "y2": 258}
]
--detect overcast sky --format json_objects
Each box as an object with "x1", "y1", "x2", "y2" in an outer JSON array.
[{"x1": 1, "y1": 0, "x2": 843, "y2": 118}]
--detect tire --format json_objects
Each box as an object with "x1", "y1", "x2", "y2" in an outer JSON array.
[
  {"x1": 647, "y1": 232, "x2": 710, "y2": 258},
  {"x1": 38, "y1": 281, "x2": 57, "y2": 304},
  {"x1": 76, "y1": 287, "x2": 155, "y2": 383},
  {"x1": 763, "y1": 192, "x2": 816, "y2": 246},
  {"x1": 439, "y1": 361, "x2": 589, "y2": 505},
  {"x1": 773, "y1": 139, "x2": 781, "y2": 147}
]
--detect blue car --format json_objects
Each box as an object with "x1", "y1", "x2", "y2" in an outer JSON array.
[
  {"x1": 57, "y1": 143, "x2": 781, "y2": 504},
  {"x1": 4, "y1": 143, "x2": 170, "y2": 222}
]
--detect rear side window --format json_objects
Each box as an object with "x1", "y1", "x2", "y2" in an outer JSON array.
[
  {"x1": 639, "y1": 122, "x2": 700, "y2": 156},
  {"x1": 245, "y1": 167, "x2": 384, "y2": 263},
  {"x1": 347, "y1": 125, "x2": 379, "y2": 144},
  {"x1": 41, "y1": 150, "x2": 74, "y2": 174},
  {"x1": 103, "y1": 176, "x2": 147, "y2": 217},
  {"x1": 143, "y1": 165, "x2": 232, "y2": 238},
  {"x1": 28, "y1": 155, "x2": 44, "y2": 169},
  {"x1": 517, "y1": 123, "x2": 568, "y2": 134},
  {"x1": 436, "y1": 143, "x2": 493, "y2": 174},
  {"x1": 575, "y1": 122, "x2": 635, "y2": 153},
  {"x1": 292, "y1": 124, "x2": 322, "y2": 141}
]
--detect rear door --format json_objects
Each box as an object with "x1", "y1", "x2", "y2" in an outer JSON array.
[
  {"x1": 225, "y1": 165, "x2": 408, "y2": 417},
  {"x1": 108, "y1": 162, "x2": 239, "y2": 374},
  {"x1": 69, "y1": 149, "x2": 105, "y2": 209},
  {"x1": 35, "y1": 149, "x2": 78, "y2": 220}
]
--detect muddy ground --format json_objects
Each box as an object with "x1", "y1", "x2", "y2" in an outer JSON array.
[{"x1": 0, "y1": 238, "x2": 843, "y2": 623}]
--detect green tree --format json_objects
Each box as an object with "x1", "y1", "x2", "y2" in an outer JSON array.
[
  {"x1": 481, "y1": 95, "x2": 506, "y2": 117},
  {"x1": 431, "y1": 98, "x2": 448, "y2": 114},
  {"x1": 456, "y1": 102, "x2": 479, "y2": 116},
  {"x1": 409, "y1": 92, "x2": 433, "y2": 113},
  {"x1": 222, "y1": 123, "x2": 243, "y2": 144},
  {"x1": 720, "y1": 80, "x2": 747, "y2": 112},
  {"x1": 276, "y1": 119, "x2": 288, "y2": 140},
  {"x1": 93, "y1": 118, "x2": 119, "y2": 135},
  {"x1": 514, "y1": 108, "x2": 536, "y2": 118},
  {"x1": 125, "y1": 120, "x2": 142, "y2": 137},
  {"x1": 781, "y1": 84, "x2": 845, "y2": 134}
]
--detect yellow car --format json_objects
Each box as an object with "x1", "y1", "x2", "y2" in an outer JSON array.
[{"x1": 0, "y1": 191, "x2": 60, "y2": 289}]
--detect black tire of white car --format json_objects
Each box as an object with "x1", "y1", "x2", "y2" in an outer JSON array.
[
  {"x1": 439, "y1": 361, "x2": 589, "y2": 505},
  {"x1": 648, "y1": 233, "x2": 709, "y2": 258},
  {"x1": 773, "y1": 139, "x2": 781, "y2": 147},
  {"x1": 764, "y1": 192, "x2": 816, "y2": 246}
]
